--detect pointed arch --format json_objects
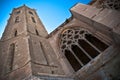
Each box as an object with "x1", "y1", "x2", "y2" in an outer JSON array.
[{"x1": 60, "y1": 28, "x2": 109, "y2": 72}]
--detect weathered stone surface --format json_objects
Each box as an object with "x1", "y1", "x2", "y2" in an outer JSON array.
[{"x1": 0, "y1": 1, "x2": 120, "y2": 80}]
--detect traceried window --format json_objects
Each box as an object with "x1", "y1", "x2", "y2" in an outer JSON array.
[
  {"x1": 60, "y1": 28, "x2": 109, "y2": 72},
  {"x1": 103, "y1": 0, "x2": 120, "y2": 10},
  {"x1": 7, "y1": 43, "x2": 15, "y2": 72}
]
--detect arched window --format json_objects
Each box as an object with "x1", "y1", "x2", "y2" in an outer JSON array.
[
  {"x1": 7, "y1": 43, "x2": 15, "y2": 72},
  {"x1": 60, "y1": 28, "x2": 109, "y2": 72}
]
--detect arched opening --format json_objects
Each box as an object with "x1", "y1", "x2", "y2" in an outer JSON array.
[
  {"x1": 60, "y1": 28, "x2": 110, "y2": 72},
  {"x1": 65, "y1": 50, "x2": 82, "y2": 71}
]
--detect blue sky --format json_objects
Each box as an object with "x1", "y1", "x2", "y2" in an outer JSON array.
[{"x1": 0, "y1": 0, "x2": 91, "y2": 38}]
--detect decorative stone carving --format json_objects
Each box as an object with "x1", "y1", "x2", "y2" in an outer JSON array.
[
  {"x1": 60, "y1": 28, "x2": 109, "y2": 71},
  {"x1": 103, "y1": 0, "x2": 120, "y2": 10}
]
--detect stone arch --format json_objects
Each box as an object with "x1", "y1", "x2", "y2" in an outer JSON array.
[{"x1": 59, "y1": 27, "x2": 109, "y2": 72}]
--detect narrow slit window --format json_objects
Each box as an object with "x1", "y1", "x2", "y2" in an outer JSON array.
[
  {"x1": 31, "y1": 17, "x2": 36, "y2": 23},
  {"x1": 36, "y1": 29, "x2": 39, "y2": 35},
  {"x1": 14, "y1": 30, "x2": 17, "y2": 37}
]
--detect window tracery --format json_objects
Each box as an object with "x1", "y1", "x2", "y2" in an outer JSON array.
[
  {"x1": 103, "y1": 0, "x2": 120, "y2": 10},
  {"x1": 60, "y1": 28, "x2": 109, "y2": 71}
]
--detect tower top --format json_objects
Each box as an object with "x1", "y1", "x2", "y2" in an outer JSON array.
[{"x1": 1, "y1": 4, "x2": 48, "y2": 41}]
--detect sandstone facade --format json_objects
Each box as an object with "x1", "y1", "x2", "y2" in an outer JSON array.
[{"x1": 0, "y1": 0, "x2": 120, "y2": 80}]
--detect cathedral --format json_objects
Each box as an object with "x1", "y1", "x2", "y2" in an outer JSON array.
[{"x1": 0, "y1": 0, "x2": 120, "y2": 80}]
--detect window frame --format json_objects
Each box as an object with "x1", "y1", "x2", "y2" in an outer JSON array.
[{"x1": 59, "y1": 27, "x2": 110, "y2": 72}]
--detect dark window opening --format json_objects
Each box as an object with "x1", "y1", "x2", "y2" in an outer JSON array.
[
  {"x1": 15, "y1": 16, "x2": 19, "y2": 23},
  {"x1": 14, "y1": 30, "x2": 17, "y2": 37},
  {"x1": 85, "y1": 34, "x2": 108, "y2": 51},
  {"x1": 15, "y1": 10, "x2": 20, "y2": 14},
  {"x1": 72, "y1": 45, "x2": 90, "y2": 65},
  {"x1": 36, "y1": 29, "x2": 39, "y2": 35},
  {"x1": 65, "y1": 50, "x2": 82, "y2": 71},
  {"x1": 29, "y1": 11, "x2": 33, "y2": 15},
  {"x1": 31, "y1": 17, "x2": 36, "y2": 23},
  {"x1": 78, "y1": 39, "x2": 100, "y2": 58}
]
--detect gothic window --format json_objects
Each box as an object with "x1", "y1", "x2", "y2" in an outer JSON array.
[
  {"x1": 60, "y1": 28, "x2": 109, "y2": 71},
  {"x1": 7, "y1": 43, "x2": 15, "y2": 72},
  {"x1": 29, "y1": 11, "x2": 33, "y2": 15},
  {"x1": 15, "y1": 16, "x2": 20, "y2": 23},
  {"x1": 103, "y1": 0, "x2": 120, "y2": 10},
  {"x1": 35, "y1": 29, "x2": 39, "y2": 35},
  {"x1": 31, "y1": 17, "x2": 36, "y2": 23}
]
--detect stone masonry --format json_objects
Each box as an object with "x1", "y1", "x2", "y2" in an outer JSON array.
[{"x1": 0, "y1": 0, "x2": 120, "y2": 80}]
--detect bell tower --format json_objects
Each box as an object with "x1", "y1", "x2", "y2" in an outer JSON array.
[{"x1": 0, "y1": 5, "x2": 64, "y2": 80}]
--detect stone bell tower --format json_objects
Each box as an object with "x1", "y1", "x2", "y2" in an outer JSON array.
[{"x1": 0, "y1": 5, "x2": 64, "y2": 80}]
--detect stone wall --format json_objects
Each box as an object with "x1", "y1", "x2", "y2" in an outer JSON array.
[{"x1": 48, "y1": 3, "x2": 120, "y2": 80}]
